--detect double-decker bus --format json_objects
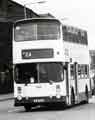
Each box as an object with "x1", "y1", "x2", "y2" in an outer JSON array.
[{"x1": 13, "y1": 18, "x2": 91, "y2": 111}]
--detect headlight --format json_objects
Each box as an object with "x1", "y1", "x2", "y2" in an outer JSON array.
[
  {"x1": 56, "y1": 85, "x2": 61, "y2": 93},
  {"x1": 56, "y1": 85, "x2": 61, "y2": 99},
  {"x1": 30, "y1": 77, "x2": 34, "y2": 83},
  {"x1": 56, "y1": 94, "x2": 61, "y2": 99},
  {"x1": 17, "y1": 95, "x2": 22, "y2": 100},
  {"x1": 17, "y1": 87, "x2": 22, "y2": 94}
]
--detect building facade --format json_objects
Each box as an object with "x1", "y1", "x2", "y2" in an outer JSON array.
[
  {"x1": 0, "y1": 0, "x2": 39, "y2": 94},
  {"x1": 89, "y1": 50, "x2": 95, "y2": 94},
  {"x1": 90, "y1": 50, "x2": 95, "y2": 70},
  {"x1": 0, "y1": 0, "x2": 39, "y2": 21}
]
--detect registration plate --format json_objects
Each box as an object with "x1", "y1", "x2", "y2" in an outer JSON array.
[{"x1": 33, "y1": 99, "x2": 45, "y2": 103}]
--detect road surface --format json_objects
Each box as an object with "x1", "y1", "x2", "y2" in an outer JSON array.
[{"x1": 0, "y1": 97, "x2": 95, "y2": 120}]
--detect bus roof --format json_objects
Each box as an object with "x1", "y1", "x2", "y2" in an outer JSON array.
[
  {"x1": 14, "y1": 18, "x2": 87, "y2": 32},
  {"x1": 14, "y1": 18, "x2": 61, "y2": 24}
]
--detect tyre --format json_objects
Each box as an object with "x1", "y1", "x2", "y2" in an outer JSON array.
[
  {"x1": 71, "y1": 88, "x2": 75, "y2": 105},
  {"x1": 24, "y1": 105, "x2": 31, "y2": 112},
  {"x1": 85, "y1": 85, "x2": 89, "y2": 103}
]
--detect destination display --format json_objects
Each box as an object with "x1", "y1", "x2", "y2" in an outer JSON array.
[{"x1": 22, "y1": 49, "x2": 54, "y2": 59}]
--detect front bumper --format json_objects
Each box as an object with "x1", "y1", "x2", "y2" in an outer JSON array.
[{"x1": 14, "y1": 96, "x2": 66, "y2": 106}]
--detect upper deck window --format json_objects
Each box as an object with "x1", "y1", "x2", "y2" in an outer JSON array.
[
  {"x1": 14, "y1": 20, "x2": 60, "y2": 41},
  {"x1": 62, "y1": 26, "x2": 88, "y2": 45}
]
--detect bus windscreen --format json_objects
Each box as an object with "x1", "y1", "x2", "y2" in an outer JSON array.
[
  {"x1": 14, "y1": 63, "x2": 64, "y2": 84},
  {"x1": 14, "y1": 21, "x2": 60, "y2": 41}
]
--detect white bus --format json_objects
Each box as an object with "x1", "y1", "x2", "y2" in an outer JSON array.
[{"x1": 13, "y1": 18, "x2": 92, "y2": 111}]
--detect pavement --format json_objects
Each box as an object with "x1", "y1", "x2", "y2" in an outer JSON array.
[{"x1": 0, "y1": 93, "x2": 13, "y2": 101}]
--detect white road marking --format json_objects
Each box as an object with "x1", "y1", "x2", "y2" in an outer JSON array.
[
  {"x1": 8, "y1": 108, "x2": 21, "y2": 113},
  {"x1": 89, "y1": 96, "x2": 95, "y2": 103},
  {"x1": 8, "y1": 105, "x2": 41, "y2": 113}
]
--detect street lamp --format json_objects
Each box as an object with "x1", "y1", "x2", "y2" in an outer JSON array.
[{"x1": 24, "y1": 1, "x2": 47, "y2": 19}]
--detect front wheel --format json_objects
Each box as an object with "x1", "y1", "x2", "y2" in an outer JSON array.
[
  {"x1": 24, "y1": 105, "x2": 31, "y2": 112},
  {"x1": 85, "y1": 86, "x2": 89, "y2": 103},
  {"x1": 71, "y1": 88, "x2": 75, "y2": 105}
]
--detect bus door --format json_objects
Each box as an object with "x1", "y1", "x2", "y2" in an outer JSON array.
[
  {"x1": 65, "y1": 62, "x2": 78, "y2": 104},
  {"x1": 64, "y1": 62, "x2": 71, "y2": 104},
  {"x1": 74, "y1": 62, "x2": 78, "y2": 101}
]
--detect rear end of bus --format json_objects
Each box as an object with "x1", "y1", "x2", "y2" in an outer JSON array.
[{"x1": 13, "y1": 18, "x2": 66, "y2": 111}]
